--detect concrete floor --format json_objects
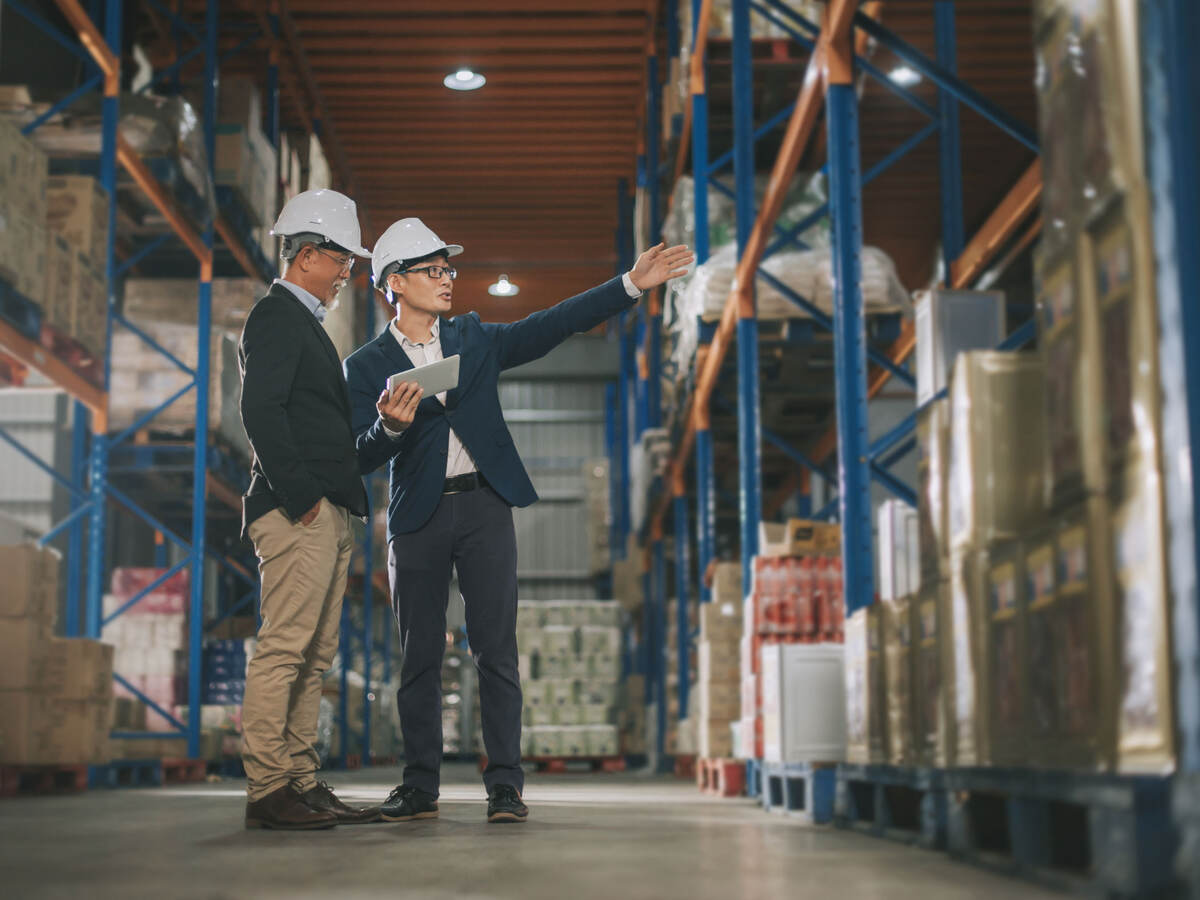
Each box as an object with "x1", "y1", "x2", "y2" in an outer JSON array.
[{"x1": 0, "y1": 762, "x2": 1055, "y2": 900}]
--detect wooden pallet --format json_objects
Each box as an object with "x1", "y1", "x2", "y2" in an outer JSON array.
[
  {"x1": 0, "y1": 764, "x2": 89, "y2": 797},
  {"x1": 89, "y1": 759, "x2": 163, "y2": 789},
  {"x1": 943, "y1": 767, "x2": 1177, "y2": 898},
  {"x1": 673, "y1": 754, "x2": 697, "y2": 779},
  {"x1": 161, "y1": 758, "x2": 206, "y2": 785},
  {"x1": 762, "y1": 761, "x2": 837, "y2": 823},
  {"x1": 696, "y1": 758, "x2": 747, "y2": 798},
  {"x1": 835, "y1": 764, "x2": 948, "y2": 849}
]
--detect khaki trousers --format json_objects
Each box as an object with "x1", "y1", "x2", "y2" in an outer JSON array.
[{"x1": 242, "y1": 498, "x2": 353, "y2": 801}]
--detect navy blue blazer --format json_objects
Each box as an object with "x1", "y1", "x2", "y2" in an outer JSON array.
[{"x1": 344, "y1": 275, "x2": 637, "y2": 538}]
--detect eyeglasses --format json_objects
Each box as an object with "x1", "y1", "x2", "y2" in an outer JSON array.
[
  {"x1": 402, "y1": 265, "x2": 457, "y2": 281},
  {"x1": 313, "y1": 247, "x2": 355, "y2": 272}
]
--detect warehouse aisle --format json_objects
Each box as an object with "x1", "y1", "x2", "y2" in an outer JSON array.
[{"x1": 0, "y1": 763, "x2": 1049, "y2": 899}]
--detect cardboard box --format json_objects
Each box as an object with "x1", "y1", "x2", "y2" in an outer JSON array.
[
  {"x1": 45, "y1": 175, "x2": 109, "y2": 266},
  {"x1": 948, "y1": 545, "x2": 987, "y2": 766},
  {"x1": 948, "y1": 352, "x2": 1048, "y2": 546},
  {"x1": 698, "y1": 641, "x2": 740, "y2": 685},
  {"x1": 764, "y1": 641, "x2": 846, "y2": 764},
  {"x1": 844, "y1": 609, "x2": 885, "y2": 764},
  {"x1": 699, "y1": 600, "x2": 741, "y2": 643},
  {"x1": 0, "y1": 617, "x2": 55, "y2": 690},
  {"x1": 883, "y1": 597, "x2": 914, "y2": 766},
  {"x1": 697, "y1": 681, "x2": 740, "y2": 722},
  {"x1": 42, "y1": 231, "x2": 78, "y2": 331},
  {"x1": 0, "y1": 544, "x2": 59, "y2": 623},
  {"x1": 984, "y1": 541, "x2": 1030, "y2": 766},
  {"x1": 758, "y1": 521, "x2": 790, "y2": 558},
  {"x1": 786, "y1": 519, "x2": 841, "y2": 557},
  {"x1": 912, "y1": 581, "x2": 953, "y2": 767},
  {"x1": 0, "y1": 691, "x2": 107, "y2": 764},
  {"x1": 44, "y1": 638, "x2": 114, "y2": 701},
  {"x1": 0, "y1": 117, "x2": 47, "y2": 224},
  {"x1": 697, "y1": 717, "x2": 735, "y2": 758},
  {"x1": 917, "y1": 399, "x2": 952, "y2": 582}
]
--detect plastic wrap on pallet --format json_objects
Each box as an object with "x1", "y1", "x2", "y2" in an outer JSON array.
[
  {"x1": 912, "y1": 580, "x2": 952, "y2": 768},
  {"x1": 883, "y1": 596, "x2": 914, "y2": 766},
  {"x1": 629, "y1": 428, "x2": 671, "y2": 534},
  {"x1": 762, "y1": 641, "x2": 845, "y2": 764},
  {"x1": 1110, "y1": 458, "x2": 1175, "y2": 774},
  {"x1": 844, "y1": 607, "x2": 885, "y2": 765},
  {"x1": 11, "y1": 92, "x2": 215, "y2": 223},
  {"x1": 984, "y1": 540, "x2": 1029, "y2": 766},
  {"x1": 948, "y1": 544, "x2": 986, "y2": 766},
  {"x1": 913, "y1": 289, "x2": 1006, "y2": 407},
  {"x1": 948, "y1": 351, "x2": 1048, "y2": 548},
  {"x1": 123, "y1": 277, "x2": 265, "y2": 336},
  {"x1": 674, "y1": 242, "x2": 909, "y2": 327}
]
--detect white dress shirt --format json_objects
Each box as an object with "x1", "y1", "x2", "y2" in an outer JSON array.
[
  {"x1": 383, "y1": 317, "x2": 479, "y2": 478},
  {"x1": 274, "y1": 278, "x2": 327, "y2": 322},
  {"x1": 381, "y1": 272, "x2": 643, "y2": 480}
]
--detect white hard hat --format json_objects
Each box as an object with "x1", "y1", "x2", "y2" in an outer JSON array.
[
  {"x1": 271, "y1": 188, "x2": 370, "y2": 257},
  {"x1": 372, "y1": 217, "x2": 463, "y2": 287}
]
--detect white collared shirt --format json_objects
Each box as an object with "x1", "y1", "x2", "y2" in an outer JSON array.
[
  {"x1": 383, "y1": 317, "x2": 478, "y2": 479},
  {"x1": 274, "y1": 278, "x2": 327, "y2": 323}
]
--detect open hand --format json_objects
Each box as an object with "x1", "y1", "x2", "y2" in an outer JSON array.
[
  {"x1": 378, "y1": 381, "x2": 423, "y2": 432},
  {"x1": 629, "y1": 243, "x2": 695, "y2": 291}
]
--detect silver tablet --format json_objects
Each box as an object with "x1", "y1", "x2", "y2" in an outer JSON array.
[{"x1": 387, "y1": 353, "x2": 460, "y2": 396}]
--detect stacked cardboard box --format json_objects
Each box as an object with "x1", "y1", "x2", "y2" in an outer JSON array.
[
  {"x1": 108, "y1": 322, "x2": 248, "y2": 460},
  {"x1": 122, "y1": 277, "x2": 265, "y2": 337},
  {"x1": 518, "y1": 601, "x2": 622, "y2": 758},
  {"x1": 43, "y1": 175, "x2": 109, "y2": 355},
  {"x1": 0, "y1": 118, "x2": 47, "y2": 305},
  {"x1": 620, "y1": 674, "x2": 647, "y2": 756},
  {"x1": 876, "y1": 500, "x2": 922, "y2": 765},
  {"x1": 0, "y1": 544, "x2": 115, "y2": 765},
  {"x1": 215, "y1": 75, "x2": 279, "y2": 258},
  {"x1": 696, "y1": 598, "x2": 741, "y2": 759},
  {"x1": 103, "y1": 567, "x2": 189, "y2": 738}
]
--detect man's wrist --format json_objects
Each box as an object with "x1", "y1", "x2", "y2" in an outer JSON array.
[
  {"x1": 622, "y1": 271, "x2": 643, "y2": 297},
  {"x1": 381, "y1": 416, "x2": 406, "y2": 438}
]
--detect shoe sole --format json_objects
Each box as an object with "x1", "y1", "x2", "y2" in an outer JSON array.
[
  {"x1": 487, "y1": 812, "x2": 528, "y2": 824},
  {"x1": 380, "y1": 810, "x2": 440, "y2": 823},
  {"x1": 245, "y1": 818, "x2": 337, "y2": 831}
]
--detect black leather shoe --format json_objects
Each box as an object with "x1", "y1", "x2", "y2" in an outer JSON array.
[
  {"x1": 245, "y1": 784, "x2": 337, "y2": 830},
  {"x1": 380, "y1": 784, "x2": 439, "y2": 822},
  {"x1": 487, "y1": 784, "x2": 528, "y2": 824},
  {"x1": 298, "y1": 780, "x2": 382, "y2": 824}
]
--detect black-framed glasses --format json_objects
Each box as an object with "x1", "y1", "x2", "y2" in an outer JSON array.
[
  {"x1": 403, "y1": 264, "x2": 457, "y2": 281},
  {"x1": 313, "y1": 247, "x2": 355, "y2": 272}
]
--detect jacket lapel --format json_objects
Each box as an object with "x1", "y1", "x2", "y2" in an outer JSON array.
[{"x1": 439, "y1": 316, "x2": 461, "y2": 410}]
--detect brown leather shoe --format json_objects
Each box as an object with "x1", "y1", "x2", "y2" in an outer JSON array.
[
  {"x1": 245, "y1": 784, "x2": 337, "y2": 830},
  {"x1": 298, "y1": 780, "x2": 382, "y2": 824}
]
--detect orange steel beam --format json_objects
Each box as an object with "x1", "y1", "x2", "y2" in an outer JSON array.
[
  {"x1": 0, "y1": 319, "x2": 107, "y2": 432},
  {"x1": 763, "y1": 163, "x2": 1044, "y2": 518},
  {"x1": 647, "y1": 1, "x2": 858, "y2": 537},
  {"x1": 53, "y1": 0, "x2": 120, "y2": 95},
  {"x1": 669, "y1": 0, "x2": 715, "y2": 201},
  {"x1": 116, "y1": 135, "x2": 211, "y2": 274},
  {"x1": 214, "y1": 215, "x2": 261, "y2": 281},
  {"x1": 950, "y1": 158, "x2": 1042, "y2": 288}
]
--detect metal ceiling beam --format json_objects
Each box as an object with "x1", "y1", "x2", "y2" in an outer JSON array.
[{"x1": 305, "y1": 36, "x2": 645, "y2": 52}]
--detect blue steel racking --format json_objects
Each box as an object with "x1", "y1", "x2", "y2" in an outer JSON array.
[
  {"x1": 0, "y1": 0, "x2": 393, "y2": 766},
  {"x1": 611, "y1": 0, "x2": 1048, "y2": 762}
]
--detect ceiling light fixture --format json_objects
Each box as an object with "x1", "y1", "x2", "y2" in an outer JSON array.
[
  {"x1": 888, "y1": 65, "x2": 922, "y2": 87},
  {"x1": 488, "y1": 274, "x2": 519, "y2": 297},
  {"x1": 444, "y1": 68, "x2": 486, "y2": 91}
]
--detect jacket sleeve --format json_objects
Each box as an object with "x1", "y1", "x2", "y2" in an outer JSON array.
[
  {"x1": 344, "y1": 354, "x2": 406, "y2": 475},
  {"x1": 487, "y1": 276, "x2": 637, "y2": 371},
  {"x1": 238, "y1": 300, "x2": 323, "y2": 520}
]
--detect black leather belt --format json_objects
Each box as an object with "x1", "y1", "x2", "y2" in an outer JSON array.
[{"x1": 443, "y1": 472, "x2": 489, "y2": 494}]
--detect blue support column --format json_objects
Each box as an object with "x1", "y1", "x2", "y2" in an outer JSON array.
[
  {"x1": 827, "y1": 83, "x2": 874, "y2": 616},
  {"x1": 695, "y1": 426, "x2": 714, "y2": 605},
  {"x1": 673, "y1": 494, "x2": 690, "y2": 718},
  {"x1": 1142, "y1": 0, "x2": 1200, "y2": 773},
  {"x1": 606, "y1": 383, "x2": 620, "y2": 563},
  {"x1": 641, "y1": 569, "x2": 652, "y2": 702},
  {"x1": 66, "y1": 401, "x2": 88, "y2": 636},
  {"x1": 85, "y1": 0, "x2": 123, "y2": 639},
  {"x1": 186, "y1": 0, "x2": 219, "y2": 759},
  {"x1": 666, "y1": 0, "x2": 683, "y2": 141},
  {"x1": 265, "y1": 58, "x2": 280, "y2": 147},
  {"x1": 732, "y1": 0, "x2": 762, "y2": 599},
  {"x1": 935, "y1": 1, "x2": 965, "y2": 274},
  {"x1": 651, "y1": 538, "x2": 668, "y2": 765}
]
